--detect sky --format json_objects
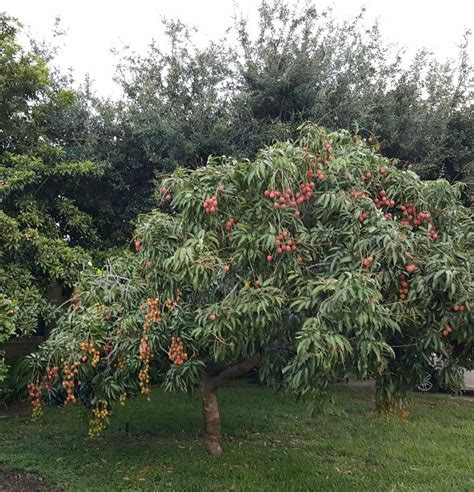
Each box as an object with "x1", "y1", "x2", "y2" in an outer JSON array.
[{"x1": 2, "y1": 0, "x2": 473, "y2": 99}]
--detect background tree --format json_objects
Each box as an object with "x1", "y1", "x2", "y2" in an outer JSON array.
[
  {"x1": 31, "y1": 125, "x2": 472, "y2": 454},
  {"x1": 70, "y1": 0, "x2": 470, "y2": 235},
  {"x1": 0, "y1": 17, "x2": 103, "y2": 384},
  {"x1": 39, "y1": 18, "x2": 238, "y2": 246},
  {"x1": 231, "y1": 1, "x2": 473, "y2": 189}
]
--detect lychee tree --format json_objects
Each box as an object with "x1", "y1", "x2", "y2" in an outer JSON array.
[{"x1": 31, "y1": 124, "x2": 473, "y2": 454}]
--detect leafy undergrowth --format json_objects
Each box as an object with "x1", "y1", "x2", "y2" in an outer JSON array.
[{"x1": 0, "y1": 382, "x2": 472, "y2": 491}]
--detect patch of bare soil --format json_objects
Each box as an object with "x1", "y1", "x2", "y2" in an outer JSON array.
[{"x1": 0, "y1": 465, "x2": 54, "y2": 491}]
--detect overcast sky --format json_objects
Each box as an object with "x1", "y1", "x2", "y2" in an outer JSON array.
[{"x1": 2, "y1": 0, "x2": 473, "y2": 98}]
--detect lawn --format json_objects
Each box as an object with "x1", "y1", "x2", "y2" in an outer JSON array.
[{"x1": 0, "y1": 382, "x2": 473, "y2": 491}]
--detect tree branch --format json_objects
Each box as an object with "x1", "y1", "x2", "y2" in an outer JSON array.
[
  {"x1": 207, "y1": 354, "x2": 261, "y2": 390},
  {"x1": 204, "y1": 361, "x2": 230, "y2": 378}
]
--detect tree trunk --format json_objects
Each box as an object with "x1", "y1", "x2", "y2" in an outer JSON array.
[
  {"x1": 200, "y1": 354, "x2": 261, "y2": 455},
  {"x1": 201, "y1": 380, "x2": 223, "y2": 455}
]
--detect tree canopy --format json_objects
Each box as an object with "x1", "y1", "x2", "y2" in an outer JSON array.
[{"x1": 30, "y1": 125, "x2": 473, "y2": 454}]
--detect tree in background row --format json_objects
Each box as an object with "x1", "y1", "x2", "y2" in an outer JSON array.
[
  {"x1": 30, "y1": 125, "x2": 473, "y2": 454},
  {"x1": 233, "y1": 2, "x2": 473, "y2": 185},
  {"x1": 0, "y1": 17, "x2": 103, "y2": 384},
  {"x1": 10, "y1": 0, "x2": 468, "y2": 250}
]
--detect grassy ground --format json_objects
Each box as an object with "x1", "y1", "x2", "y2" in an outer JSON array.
[{"x1": 0, "y1": 382, "x2": 473, "y2": 491}]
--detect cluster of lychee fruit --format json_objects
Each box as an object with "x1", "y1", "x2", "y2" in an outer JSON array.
[
  {"x1": 303, "y1": 139, "x2": 332, "y2": 163},
  {"x1": 160, "y1": 186, "x2": 172, "y2": 202},
  {"x1": 263, "y1": 189, "x2": 292, "y2": 211},
  {"x1": 144, "y1": 297, "x2": 161, "y2": 325},
  {"x1": 27, "y1": 382, "x2": 45, "y2": 420},
  {"x1": 263, "y1": 183, "x2": 314, "y2": 217},
  {"x1": 350, "y1": 189, "x2": 368, "y2": 201},
  {"x1": 400, "y1": 203, "x2": 438, "y2": 234},
  {"x1": 399, "y1": 203, "x2": 417, "y2": 225},
  {"x1": 399, "y1": 204, "x2": 430, "y2": 225},
  {"x1": 62, "y1": 360, "x2": 81, "y2": 404},
  {"x1": 298, "y1": 181, "x2": 316, "y2": 204},
  {"x1": 426, "y1": 222, "x2": 439, "y2": 240},
  {"x1": 274, "y1": 231, "x2": 296, "y2": 254},
  {"x1": 164, "y1": 290, "x2": 182, "y2": 311},
  {"x1": 306, "y1": 167, "x2": 325, "y2": 181},
  {"x1": 362, "y1": 256, "x2": 374, "y2": 268},
  {"x1": 138, "y1": 336, "x2": 152, "y2": 398},
  {"x1": 359, "y1": 172, "x2": 373, "y2": 183},
  {"x1": 398, "y1": 274, "x2": 410, "y2": 300},
  {"x1": 374, "y1": 190, "x2": 395, "y2": 209},
  {"x1": 225, "y1": 217, "x2": 235, "y2": 231},
  {"x1": 263, "y1": 141, "x2": 331, "y2": 216},
  {"x1": 79, "y1": 341, "x2": 100, "y2": 367},
  {"x1": 45, "y1": 365, "x2": 59, "y2": 382},
  {"x1": 89, "y1": 399, "x2": 109, "y2": 437},
  {"x1": 442, "y1": 324, "x2": 453, "y2": 337},
  {"x1": 203, "y1": 196, "x2": 218, "y2": 213},
  {"x1": 317, "y1": 139, "x2": 332, "y2": 162},
  {"x1": 358, "y1": 211, "x2": 369, "y2": 222},
  {"x1": 452, "y1": 304, "x2": 466, "y2": 312},
  {"x1": 272, "y1": 232, "x2": 303, "y2": 263},
  {"x1": 168, "y1": 335, "x2": 188, "y2": 366},
  {"x1": 399, "y1": 206, "x2": 438, "y2": 239}
]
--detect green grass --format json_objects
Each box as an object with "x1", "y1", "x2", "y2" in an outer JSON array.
[{"x1": 0, "y1": 382, "x2": 473, "y2": 491}]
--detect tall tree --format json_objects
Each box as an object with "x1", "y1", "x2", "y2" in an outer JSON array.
[
  {"x1": 232, "y1": 1, "x2": 473, "y2": 189},
  {"x1": 0, "y1": 17, "x2": 102, "y2": 384}
]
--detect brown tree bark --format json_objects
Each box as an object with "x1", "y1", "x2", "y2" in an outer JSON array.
[
  {"x1": 200, "y1": 354, "x2": 261, "y2": 455},
  {"x1": 201, "y1": 379, "x2": 223, "y2": 455}
]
